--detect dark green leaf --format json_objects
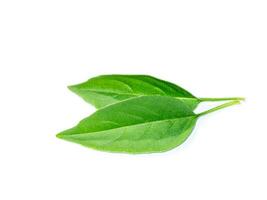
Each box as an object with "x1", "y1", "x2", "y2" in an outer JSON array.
[
  {"x1": 57, "y1": 96, "x2": 240, "y2": 154},
  {"x1": 57, "y1": 96, "x2": 199, "y2": 153}
]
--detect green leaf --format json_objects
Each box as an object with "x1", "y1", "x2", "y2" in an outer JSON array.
[
  {"x1": 68, "y1": 75, "x2": 200, "y2": 110},
  {"x1": 57, "y1": 96, "x2": 240, "y2": 154},
  {"x1": 68, "y1": 74, "x2": 245, "y2": 110}
]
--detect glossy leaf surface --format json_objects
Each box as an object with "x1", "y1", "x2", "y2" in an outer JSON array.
[
  {"x1": 68, "y1": 75, "x2": 200, "y2": 110},
  {"x1": 57, "y1": 96, "x2": 198, "y2": 153}
]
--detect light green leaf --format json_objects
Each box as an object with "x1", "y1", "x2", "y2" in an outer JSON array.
[
  {"x1": 68, "y1": 75, "x2": 199, "y2": 110},
  {"x1": 57, "y1": 96, "x2": 240, "y2": 154},
  {"x1": 68, "y1": 74, "x2": 244, "y2": 110}
]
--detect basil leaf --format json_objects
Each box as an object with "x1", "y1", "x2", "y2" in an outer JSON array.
[
  {"x1": 57, "y1": 96, "x2": 240, "y2": 154},
  {"x1": 68, "y1": 75, "x2": 244, "y2": 110},
  {"x1": 68, "y1": 75, "x2": 199, "y2": 110}
]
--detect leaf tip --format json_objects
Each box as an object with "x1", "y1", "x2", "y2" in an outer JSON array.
[
  {"x1": 67, "y1": 84, "x2": 77, "y2": 92},
  {"x1": 56, "y1": 132, "x2": 65, "y2": 139}
]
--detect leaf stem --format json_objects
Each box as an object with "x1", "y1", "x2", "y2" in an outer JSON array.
[
  {"x1": 199, "y1": 97, "x2": 245, "y2": 102},
  {"x1": 197, "y1": 100, "x2": 241, "y2": 117}
]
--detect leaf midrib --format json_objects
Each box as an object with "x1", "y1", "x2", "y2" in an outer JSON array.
[
  {"x1": 63, "y1": 115, "x2": 196, "y2": 137},
  {"x1": 76, "y1": 88, "x2": 198, "y2": 101}
]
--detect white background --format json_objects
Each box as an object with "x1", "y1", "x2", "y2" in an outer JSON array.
[{"x1": 0, "y1": 1, "x2": 266, "y2": 199}]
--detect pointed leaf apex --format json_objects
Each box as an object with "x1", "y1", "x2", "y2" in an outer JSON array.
[{"x1": 56, "y1": 132, "x2": 64, "y2": 139}]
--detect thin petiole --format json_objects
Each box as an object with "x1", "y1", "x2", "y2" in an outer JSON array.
[
  {"x1": 199, "y1": 97, "x2": 245, "y2": 102},
  {"x1": 197, "y1": 100, "x2": 241, "y2": 117}
]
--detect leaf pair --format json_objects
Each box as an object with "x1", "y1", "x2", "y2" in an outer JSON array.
[{"x1": 57, "y1": 75, "x2": 244, "y2": 154}]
